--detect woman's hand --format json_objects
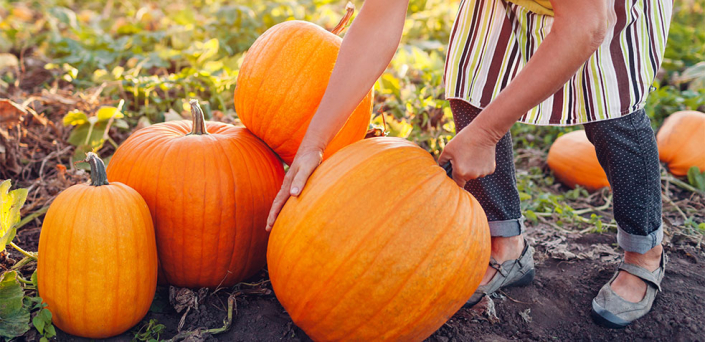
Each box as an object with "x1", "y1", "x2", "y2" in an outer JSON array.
[
  {"x1": 265, "y1": 147, "x2": 323, "y2": 231},
  {"x1": 438, "y1": 124, "x2": 499, "y2": 187}
]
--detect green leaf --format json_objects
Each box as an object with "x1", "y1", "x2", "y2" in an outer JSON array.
[
  {"x1": 95, "y1": 106, "x2": 124, "y2": 122},
  {"x1": 687, "y1": 166, "x2": 705, "y2": 191},
  {"x1": 0, "y1": 271, "x2": 31, "y2": 339},
  {"x1": 39, "y1": 308, "x2": 51, "y2": 322},
  {"x1": 1, "y1": 180, "x2": 28, "y2": 253},
  {"x1": 44, "y1": 323, "x2": 56, "y2": 338},
  {"x1": 62, "y1": 110, "x2": 88, "y2": 126},
  {"x1": 32, "y1": 315, "x2": 45, "y2": 334},
  {"x1": 31, "y1": 270, "x2": 38, "y2": 288},
  {"x1": 67, "y1": 122, "x2": 107, "y2": 148}
]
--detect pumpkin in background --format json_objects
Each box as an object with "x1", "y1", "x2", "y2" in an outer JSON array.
[
  {"x1": 547, "y1": 130, "x2": 610, "y2": 192},
  {"x1": 107, "y1": 100, "x2": 285, "y2": 288},
  {"x1": 38, "y1": 153, "x2": 157, "y2": 339},
  {"x1": 657, "y1": 110, "x2": 705, "y2": 176},
  {"x1": 267, "y1": 137, "x2": 490, "y2": 341},
  {"x1": 234, "y1": 4, "x2": 373, "y2": 165}
]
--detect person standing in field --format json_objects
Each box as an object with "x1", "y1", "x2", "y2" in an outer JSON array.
[{"x1": 266, "y1": 0, "x2": 672, "y2": 328}]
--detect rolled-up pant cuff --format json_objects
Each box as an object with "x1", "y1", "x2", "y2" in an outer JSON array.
[
  {"x1": 617, "y1": 223, "x2": 663, "y2": 254},
  {"x1": 489, "y1": 217, "x2": 525, "y2": 237}
]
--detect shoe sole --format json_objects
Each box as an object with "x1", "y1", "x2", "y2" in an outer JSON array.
[
  {"x1": 506, "y1": 269, "x2": 535, "y2": 288},
  {"x1": 463, "y1": 269, "x2": 535, "y2": 308},
  {"x1": 591, "y1": 299, "x2": 630, "y2": 329}
]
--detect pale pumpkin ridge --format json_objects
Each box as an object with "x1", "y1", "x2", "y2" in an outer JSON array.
[
  {"x1": 169, "y1": 139, "x2": 188, "y2": 284},
  {"x1": 236, "y1": 24, "x2": 285, "y2": 127},
  {"x1": 234, "y1": 137, "x2": 261, "y2": 280},
  {"x1": 270, "y1": 140, "x2": 411, "y2": 268},
  {"x1": 273, "y1": 147, "x2": 416, "y2": 284},
  {"x1": 295, "y1": 169, "x2": 443, "y2": 332},
  {"x1": 248, "y1": 25, "x2": 306, "y2": 136},
  {"x1": 257, "y1": 36, "x2": 330, "y2": 151},
  {"x1": 107, "y1": 186, "x2": 123, "y2": 334},
  {"x1": 111, "y1": 134, "x2": 170, "y2": 187},
  {"x1": 149, "y1": 138, "x2": 177, "y2": 282},
  {"x1": 233, "y1": 136, "x2": 261, "y2": 281},
  {"x1": 195, "y1": 136, "x2": 210, "y2": 284},
  {"x1": 219, "y1": 136, "x2": 246, "y2": 284},
  {"x1": 40, "y1": 187, "x2": 76, "y2": 327},
  {"x1": 78, "y1": 188, "x2": 97, "y2": 333},
  {"x1": 208, "y1": 134, "x2": 233, "y2": 285},
  {"x1": 120, "y1": 185, "x2": 146, "y2": 331},
  {"x1": 385, "y1": 188, "x2": 477, "y2": 340},
  {"x1": 337, "y1": 177, "x2": 466, "y2": 339},
  {"x1": 255, "y1": 32, "x2": 327, "y2": 151},
  {"x1": 205, "y1": 133, "x2": 225, "y2": 285},
  {"x1": 63, "y1": 188, "x2": 90, "y2": 330}
]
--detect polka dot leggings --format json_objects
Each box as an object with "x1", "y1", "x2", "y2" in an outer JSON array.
[{"x1": 450, "y1": 99, "x2": 662, "y2": 252}]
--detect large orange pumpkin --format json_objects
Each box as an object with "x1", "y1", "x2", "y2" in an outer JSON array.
[
  {"x1": 234, "y1": 11, "x2": 373, "y2": 165},
  {"x1": 38, "y1": 153, "x2": 157, "y2": 338},
  {"x1": 657, "y1": 110, "x2": 705, "y2": 176},
  {"x1": 107, "y1": 100, "x2": 285, "y2": 288},
  {"x1": 267, "y1": 137, "x2": 490, "y2": 341},
  {"x1": 547, "y1": 130, "x2": 610, "y2": 192}
]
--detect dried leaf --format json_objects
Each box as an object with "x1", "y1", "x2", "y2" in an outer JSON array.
[{"x1": 0, "y1": 100, "x2": 26, "y2": 127}]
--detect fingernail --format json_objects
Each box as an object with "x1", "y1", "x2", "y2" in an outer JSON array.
[{"x1": 290, "y1": 187, "x2": 299, "y2": 195}]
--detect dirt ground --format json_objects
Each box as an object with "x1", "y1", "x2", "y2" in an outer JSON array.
[{"x1": 11, "y1": 224, "x2": 702, "y2": 342}]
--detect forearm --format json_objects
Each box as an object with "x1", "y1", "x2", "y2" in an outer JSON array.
[
  {"x1": 469, "y1": 0, "x2": 608, "y2": 143},
  {"x1": 301, "y1": 0, "x2": 409, "y2": 151}
]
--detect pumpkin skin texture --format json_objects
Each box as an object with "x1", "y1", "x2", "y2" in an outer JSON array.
[
  {"x1": 107, "y1": 101, "x2": 285, "y2": 288},
  {"x1": 267, "y1": 137, "x2": 490, "y2": 341},
  {"x1": 37, "y1": 153, "x2": 157, "y2": 339},
  {"x1": 547, "y1": 130, "x2": 610, "y2": 192},
  {"x1": 234, "y1": 20, "x2": 373, "y2": 165},
  {"x1": 657, "y1": 110, "x2": 705, "y2": 176}
]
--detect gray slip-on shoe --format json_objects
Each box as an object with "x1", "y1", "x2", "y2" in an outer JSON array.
[
  {"x1": 464, "y1": 238, "x2": 535, "y2": 308},
  {"x1": 591, "y1": 251, "x2": 668, "y2": 329}
]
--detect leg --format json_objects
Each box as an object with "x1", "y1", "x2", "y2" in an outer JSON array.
[
  {"x1": 584, "y1": 109, "x2": 664, "y2": 302},
  {"x1": 450, "y1": 100, "x2": 528, "y2": 286}
]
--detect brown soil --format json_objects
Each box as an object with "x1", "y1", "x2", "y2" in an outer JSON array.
[{"x1": 10, "y1": 225, "x2": 701, "y2": 342}]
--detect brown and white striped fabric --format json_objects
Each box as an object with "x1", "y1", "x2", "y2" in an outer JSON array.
[{"x1": 444, "y1": 0, "x2": 673, "y2": 126}]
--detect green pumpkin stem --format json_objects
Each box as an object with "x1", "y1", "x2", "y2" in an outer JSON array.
[
  {"x1": 188, "y1": 99, "x2": 209, "y2": 136},
  {"x1": 83, "y1": 152, "x2": 109, "y2": 187},
  {"x1": 331, "y1": 2, "x2": 355, "y2": 35}
]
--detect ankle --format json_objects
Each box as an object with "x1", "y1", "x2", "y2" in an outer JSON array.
[
  {"x1": 624, "y1": 244, "x2": 663, "y2": 272},
  {"x1": 490, "y1": 235, "x2": 524, "y2": 263}
]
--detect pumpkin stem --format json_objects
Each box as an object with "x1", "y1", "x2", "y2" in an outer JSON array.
[
  {"x1": 331, "y1": 2, "x2": 355, "y2": 35},
  {"x1": 83, "y1": 152, "x2": 109, "y2": 187},
  {"x1": 188, "y1": 99, "x2": 209, "y2": 136}
]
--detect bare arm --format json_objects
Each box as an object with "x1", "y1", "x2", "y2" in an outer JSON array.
[
  {"x1": 439, "y1": 0, "x2": 609, "y2": 186},
  {"x1": 303, "y1": 0, "x2": 411, "y2": 152},
  {"x1": 266, "y1": 0, "x2": 410, "y2": 230}
]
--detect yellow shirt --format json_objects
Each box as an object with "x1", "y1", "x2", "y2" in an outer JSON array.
[{"x1": 507, "y1": 0, "x2": 553, "y2": 15}]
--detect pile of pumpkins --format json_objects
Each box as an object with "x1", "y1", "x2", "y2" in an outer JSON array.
[
  {"x1": 547, "y1": 111, "x2": 705, "y2": 192},
  {"x1": 37, "y1": 11, "x2": 490, "y2": 341}
]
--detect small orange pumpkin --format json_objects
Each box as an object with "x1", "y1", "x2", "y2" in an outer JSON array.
[
  {"x1": 547, "y1": 130, "x2": 610, "y2": 192},
  {"x1": 656, "y1": 110, "x2": 705, "y2": 176},
  {"x1": 38, "y1": 153, "x2": 157, "y2": 339},
  {"x1": 107, "y1": 100, "x2": 285, "y2": 288},
  {"x1": 234, "y1": 6, "x2": 373, "y2": 165},
  {"x1": 268, "y1": 137, "x2": 490, "y2": 341}
]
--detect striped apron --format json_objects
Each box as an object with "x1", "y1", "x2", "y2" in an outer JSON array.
[{"x1": 444, "y1": 0, "x2": 673, "y2": 126}]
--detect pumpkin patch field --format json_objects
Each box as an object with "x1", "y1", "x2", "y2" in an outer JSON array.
[{"x1": 1, "y1": 0, "x2": 705, "y2": 341}]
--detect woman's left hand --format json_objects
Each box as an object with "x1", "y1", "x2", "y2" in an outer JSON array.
[{"x1": 438, "y1": 124, "x2": 499, "y2": 187}]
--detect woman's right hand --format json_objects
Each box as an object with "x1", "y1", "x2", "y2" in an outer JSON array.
[{"x1": 265, "y1": 147, "x2": 323, "y2": 231}]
